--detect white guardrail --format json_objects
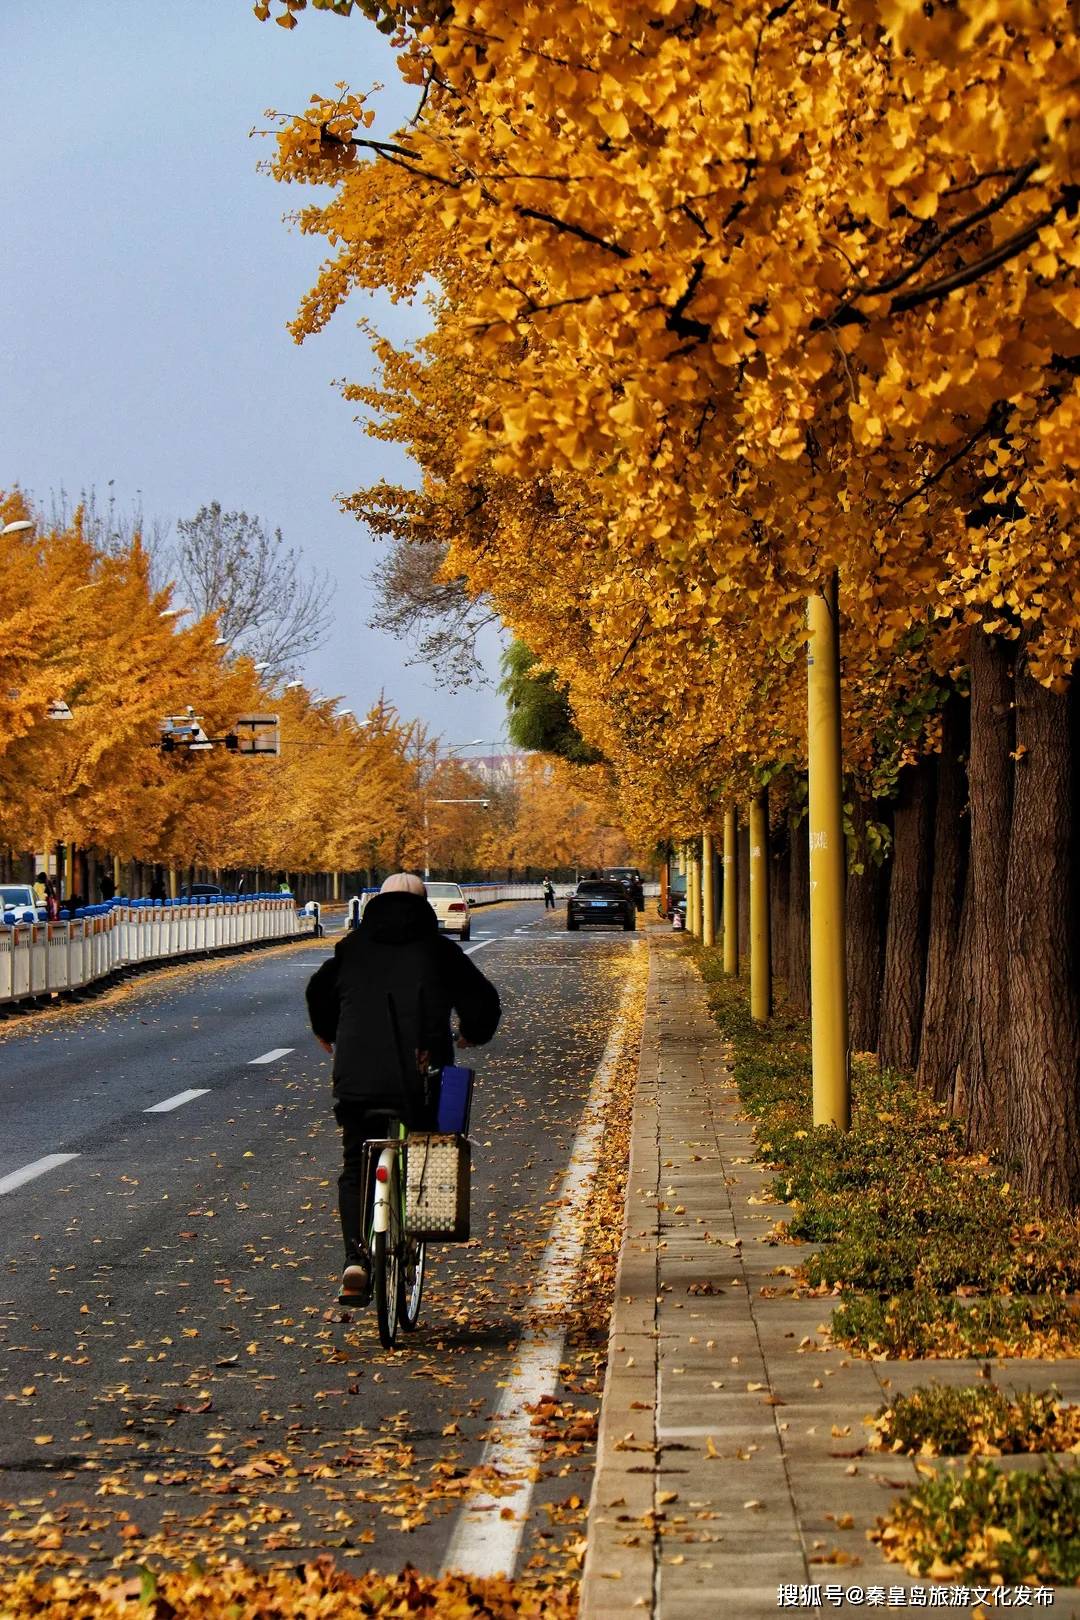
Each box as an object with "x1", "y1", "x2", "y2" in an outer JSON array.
[{"x1": 0, "y1": 895, "x2": 315, "y2": 1007}]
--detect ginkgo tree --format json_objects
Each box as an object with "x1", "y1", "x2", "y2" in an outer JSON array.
[
  {"x1": 0, "y1": 497, "x2": 540, "y2": 892},
  {"x1": 262, "y1": 0, "x2": 1080, "y2": 1203}
]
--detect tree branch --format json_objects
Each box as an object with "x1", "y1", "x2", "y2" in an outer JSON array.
[{"x1": 890, "y1": 400, "x2": 1009, "y2": 513}]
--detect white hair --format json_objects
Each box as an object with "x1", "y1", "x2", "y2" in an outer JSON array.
[{"x1": 379, "y1": 872, "x2": 427, "y2": 896}]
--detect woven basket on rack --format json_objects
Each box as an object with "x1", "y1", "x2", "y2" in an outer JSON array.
[{"x1": 405, "y1": 1134, "x2": 471, "y2": 1241}]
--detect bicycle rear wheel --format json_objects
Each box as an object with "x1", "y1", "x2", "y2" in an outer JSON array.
[
  {"x1": 373, "y1": 1158, "x2": 401, "y2": 1349},
  {"x1": 399, "y1": 1238, "x2": 426, "y2": 1332}
]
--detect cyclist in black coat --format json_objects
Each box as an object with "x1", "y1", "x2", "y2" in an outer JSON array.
[{"x1": 306, "y1": 871, "x2": 500, "y2": 1302}]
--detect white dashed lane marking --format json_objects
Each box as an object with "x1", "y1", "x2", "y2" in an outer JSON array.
[
  {"x1": 249, "y1": 1048, "x2": 294, "y2": 1064},
  {"x1": 143, "y1": 1089, "x2": 211, "y2": 1113},
  {"x1": 0, "y1": 1153, "x2": 80, "y2": 1196}
]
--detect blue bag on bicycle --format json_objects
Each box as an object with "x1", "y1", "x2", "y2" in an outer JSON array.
[{"x1": 436, "y1": 1065, "x2": 475, "y2": 1134}]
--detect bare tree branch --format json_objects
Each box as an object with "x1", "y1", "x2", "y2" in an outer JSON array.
[
  {"x1": 173, "y1": 502, "x2": 332, "y2": 681},
  {"x1": 369, "y1": 533, "x2": 499, "y2": 687}
]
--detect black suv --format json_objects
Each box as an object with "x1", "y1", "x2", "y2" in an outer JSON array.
[
  {"x1": 602, "y1": 866, "x2": 645, "y2": 912},
  {"x1": 567, "y1": 879, "x2": 636, "y2": 932}
]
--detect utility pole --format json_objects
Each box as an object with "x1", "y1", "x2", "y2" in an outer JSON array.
[{"x1": 807, "y1": 577, "x2": 850, "y2": 1129}]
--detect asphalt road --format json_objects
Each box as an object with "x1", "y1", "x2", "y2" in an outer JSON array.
[{"x1": 0, "y1": 898, "x2": 641, "y2": 1585}]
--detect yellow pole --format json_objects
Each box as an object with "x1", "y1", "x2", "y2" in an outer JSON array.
[
  {"x1": 749, "y1": 790, "x2": 772, "y2": 1021},
  {"x1": 169, "y1": 867, "x2": 178, "y2": 900},
  {"x1": 332, "y1": 870, "x2": 340, "y2": 902},
  {"x1": 113, "y1": 854, "x2": 122, "y2": 895},
  {"x1": 807, "y1": 578, "x2": 850, "y2": 1129},
  {"x1": 701, "y1": 829, "x2": 715, "y2": 947},
  {"x1": 687, "y1": 842, "x2": 698, "y2": 937},
  {"x1": 64, "y1": 843, "x2": 75, "y2": 905},
  {"x1": 723, "y1": 806, "x2": 738, "y2": 975}
]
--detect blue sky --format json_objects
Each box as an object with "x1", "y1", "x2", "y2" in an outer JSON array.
[{"x1": 0, "y1": 1, "x2": 509, "y2": 745}]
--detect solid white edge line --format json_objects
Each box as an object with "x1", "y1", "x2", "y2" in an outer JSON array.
[
  {"x1": 249, "y1": 1047, "x2": 295, "y2": 1064},
  {"x1": 143, "y1": 1088, "x2": 211, "y2": 1114},
  {"x1": 0, "y1": 1153, "x2": 80, "y2": 1196},
  {"x1": 440, "y1": 974, "x2": 637, "y2": 1580}
]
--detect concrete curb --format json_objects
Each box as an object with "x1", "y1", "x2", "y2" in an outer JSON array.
[{"x1": 579, "y1": 940, "x2": 661, "y2": 1617}]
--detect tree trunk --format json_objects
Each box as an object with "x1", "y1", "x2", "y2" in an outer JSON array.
[
  {"x1": 880, "y1": 758, "x2": 936, "y2": 1071},
  {"x1": 917, "y1": 695, "x2": 972, "y2": 1098},
  {"x1": 786, "y1": 810, "x2": 811, "y2": 1015},
  {"x1": 958, "y1": 630, "x2": 1014, "y2": 1150},
  {"x1": 846, "y1": 793, "x2": 889, "y2": 1055},
  {"x1": 1004, "y1": 644, "x2": 1080, "y2": 1207},
  {"x1": 770, "y1": 820, "x2": 789, "y2": 984}
]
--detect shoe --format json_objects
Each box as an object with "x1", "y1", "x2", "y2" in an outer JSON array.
[{"x1": 338, "y1": 1261, "x2": 371, "y2": 1305}]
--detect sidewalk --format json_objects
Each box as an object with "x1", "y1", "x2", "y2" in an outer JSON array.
[{"x1": 580, "y1": 936, "x2": 1080, "y2": 1620}]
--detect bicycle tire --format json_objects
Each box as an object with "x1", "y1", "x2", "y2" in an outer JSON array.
[
  {"x1": 373, "y1": 1160, "x2": 401, "y2": 1348},
  {"x1": 399, "y1": 1238, "x2": 426, "y2": 1332}
]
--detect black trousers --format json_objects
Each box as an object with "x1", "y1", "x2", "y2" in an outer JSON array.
[
  {"x1": 544, "y1": 891, "x2": 555, "y2": 909},
  {"x1": 333, "y1": 1102, "x2": 401, "y2": 1266}
]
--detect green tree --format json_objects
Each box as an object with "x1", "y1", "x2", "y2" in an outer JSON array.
[{"x1": 499, "y1": 641, "x2": 602, "y2": 766}]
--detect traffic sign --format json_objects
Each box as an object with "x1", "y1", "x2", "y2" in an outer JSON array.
[{"x1": 234, "y1": 713, "x2": 280, "y2": 756}]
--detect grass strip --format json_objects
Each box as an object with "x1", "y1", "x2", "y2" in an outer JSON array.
[{"x1": 694, "y1": 948, "x2": 1080, "y2": 1357}]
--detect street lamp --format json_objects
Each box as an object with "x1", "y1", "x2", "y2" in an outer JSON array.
[
  {"x1": 423, "y1": 797, "x2": 490, "y2": 881},
  {"x1": 1, "y1": 520, "x2": 33, "y2": 536},
  {"x1": 160, "y1": 605, "x2": 191, "y2": 620}
]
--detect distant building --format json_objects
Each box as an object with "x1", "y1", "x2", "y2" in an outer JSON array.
[{"x1": 471, "y1": 753, "x2": 530, "y2": 786}]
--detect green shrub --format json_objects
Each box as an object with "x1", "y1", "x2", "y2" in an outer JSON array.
[
  {"x1": 831, "y1": 1291, "x2": 1080, "y2": 1359},
  {"x1": 873, "y1": 1458, "x2": 1080, "y2": 1583},
  {"x1": 871, "y1": 1383, "x2": 1080, "y2": 1456}
]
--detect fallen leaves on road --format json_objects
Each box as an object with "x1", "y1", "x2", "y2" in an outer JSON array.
[{"x1": 0, "y1": 1558, "x2": 578, "y2": 1617}]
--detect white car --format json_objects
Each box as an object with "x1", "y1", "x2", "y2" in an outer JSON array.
[
  {"x1": 425, "y1": 881, "x2": 471, "y2": 940},
  {"x1": 0, "y1": 884, "x2": 46, "y2": 923}
]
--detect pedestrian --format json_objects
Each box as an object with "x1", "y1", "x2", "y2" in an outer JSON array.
[
  {"x1": 33, "y1": 871, "x2": 48, "y2": 907},
  {"x1": 277, "y1": 872, "x2": 291, "y2": 894},
  {"x1": 44, "y1": 878, "x2": 60, "y2": 921},
  {"x1": 99, "y1": 868, "x2": 116, "y2": 903},
  {"x1": 305, "y1": 871, "x2": 501, "y2": 1305},
  {"x1": 149, "y1": 870, "x2": 167, "y2": 902},
  {"x1": 542, "y1": 876, "x2": 555, "y2": 910}
]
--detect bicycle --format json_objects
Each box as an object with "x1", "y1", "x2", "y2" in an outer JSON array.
[{"x1": 362, "y1": 1113, "x2": 426, "y2": 1349}]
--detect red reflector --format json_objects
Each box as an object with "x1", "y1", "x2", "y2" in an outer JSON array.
[
  {"x1": 448, "y1": 902, "x2": 466, "y2": 911},
  {"x1": 375, "y1": 1165, "x2": 389, "y2": 1183}
]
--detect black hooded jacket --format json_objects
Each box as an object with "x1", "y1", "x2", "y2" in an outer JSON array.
[{"x1": 305, "y1": 890, "x2": 501, "y2": 1118}]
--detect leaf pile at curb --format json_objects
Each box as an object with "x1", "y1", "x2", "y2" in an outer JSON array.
[
  {"x1": 0, "y1": 1557, "x2": 578, "y2": 1618},
  {"x1": 871, "y1": 1459, "x2": 1080, "y2": 1584},
  {"x1": 869, "y1": 1383, "x2": 1080, "y2": 1456},
  {"x1": 694, "y1": 952, "x2": 1080, "y2": 1359}
]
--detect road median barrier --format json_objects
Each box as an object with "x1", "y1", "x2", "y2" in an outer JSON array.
[{"x1": 0, "y1": 894, "x2": 316, "y2": 1010}]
